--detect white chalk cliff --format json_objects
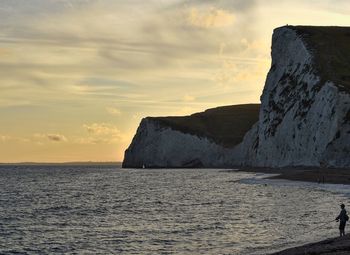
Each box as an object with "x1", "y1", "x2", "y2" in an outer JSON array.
[
  {"x1": 123, "y1": 26, "x2": 350, "y2": 168},
  {"x1": 123, "y1": 104, "x2": 260, "y2": 168},
  {"x1": 123, "y1": 118, "x2": 232, "y2": 168}
]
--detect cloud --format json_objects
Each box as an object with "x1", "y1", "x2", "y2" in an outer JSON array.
[
  {"x1": 34, "y1": 133, "x2": 67, "y2": 142},
  {"x1": 83, "y1": 123, "x2": 121, "y2": 136},
  {"x1": 47, "y1": 134, "x2": 67, "y2": 142},
  {"x1": 169, "y1": 106, "x2": 197, "y2": 116},
  {"x1": 0, "y1": 134, "x2": 30, "y2": 143},
  {"x1": 183, "y1": 94, "x2": 195, "y2": 102},
  {"x1": 0, "y1": 48, "x2": 11, "y2": 56},
  {"x1": 0, "y1": 135, "x2": 11, "y2": 142},
  {"x1": 172, "y1": 0, "x2": 257, "y2": 12},
  {"x1": 79, "y1": 122, "x2": 126, "y2": 144},
  {"x1": 214, "y1": 59, "x2": 269, "y2": 89},
  {"x1": 106, "y1": 107, "x2": 121, "y2": 116},
  {"x1": 0, "y1": 0, "x2": 263, "y2": 110},
  {"x1": 187, "y1": 7, "x2": 235, "y2": 28},
  {"x1": 75, "y1": 137, "x2": 111, "y2": 145}
]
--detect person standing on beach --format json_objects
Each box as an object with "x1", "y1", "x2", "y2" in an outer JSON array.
[{"x1": 336, "y1": 204, "x2": 348, "y2": 237}]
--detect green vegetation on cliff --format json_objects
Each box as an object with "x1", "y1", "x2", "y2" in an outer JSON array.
[{"x1": 147, "y1": 104, "x2": 260, "y2": 148}]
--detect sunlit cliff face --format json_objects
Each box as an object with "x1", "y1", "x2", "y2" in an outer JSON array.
[{"x1": 0, "y1": 0, "x2": 349, "y2": 162}]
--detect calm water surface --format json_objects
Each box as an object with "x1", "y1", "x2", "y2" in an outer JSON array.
[{"x1": 0, "y1": 166, "x2": 349, "y2": 254}]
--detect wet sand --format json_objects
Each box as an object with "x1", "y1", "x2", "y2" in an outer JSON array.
[
  {"x1": 239, "y1": 167, "x2": 350, "y2": 185},
  {"x1": 269, "y1": 234, "x2": 350, "y2": 255}
]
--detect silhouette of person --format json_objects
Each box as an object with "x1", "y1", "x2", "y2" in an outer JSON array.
[{"x1": 336, "y1": 204, "x2": 348, "y2": 237}]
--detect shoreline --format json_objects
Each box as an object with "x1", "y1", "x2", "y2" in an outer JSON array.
[
  {"x1": 238, "y1": 167, "x2": 350, "y2": 185},
  {"x1": 269, "y1": 234, "x2": 350, "y2": 255},
  {"x1": 238, "y1": 167, "x2": 350, "y2": 254}
]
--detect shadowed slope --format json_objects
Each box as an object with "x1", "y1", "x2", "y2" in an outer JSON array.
[{"x1": 291, "y1": 26, "x2": 350, "y2": 92}]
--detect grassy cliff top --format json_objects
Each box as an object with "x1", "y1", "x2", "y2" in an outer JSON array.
[
  {"x1": 147, "y1": 104, "x2": 260, "y2": 148},
  {"x1": 290, "y1": 26, "x2": 350, "y2": 91}
]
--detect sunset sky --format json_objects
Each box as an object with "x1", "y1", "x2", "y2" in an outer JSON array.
[{"x1": 0, "y1": 0, "x2": 349, "y2": 162}]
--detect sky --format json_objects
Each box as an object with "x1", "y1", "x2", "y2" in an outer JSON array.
[{"x1": 0, "y1": 0, "x2": 349, "y2": 163}]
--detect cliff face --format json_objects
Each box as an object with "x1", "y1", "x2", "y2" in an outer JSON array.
[
  {"x1": 122, "y1": 104, "x2": 260, "y2": 168},
  {"x1": 247, "y1": 26, "x2": 350, "y2": 167},
  {"x1": 122, "y1": 118, "x2": 231, "y2": 168},
  {"x1": 123, "y1": 26, "x2": 350, "y2": 168}
]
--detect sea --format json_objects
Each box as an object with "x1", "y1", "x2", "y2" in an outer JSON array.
[{"x1": 0, "y1": 165, "x2": 349, "y2": 255}]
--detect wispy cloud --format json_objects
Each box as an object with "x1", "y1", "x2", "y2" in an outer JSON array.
[
  {"x1": 0, "y1": 135, "x2": 11, "y2": 142},
  {"x1": 47, "y1": 134, "x2": 67, "y2": 142},
  {"x1": 75, "y1": 137, "x2": 111, "y2": 145},
  {"x1": 0, "y1": 134, "x2": 30, "y2": 143},
  {"x1": 106, "y1": 107, "x2": 121, "y2": 116},
  {"x1": 183, "y1": 94, "x2": 196, "y2": 102},
  {"x1": 34, "y1": 133, "x2": 67, "y2": 142},
  {"x1": 83, "y1": 123, "x2": 121, "y2": 136},
  {"x1": 0, "y1": 0, "x2": 265, "y2": 111},
  {"x1": 187, "y1": 7, "x2": 235, "y2": 28},
  {"x1": 81, "y1": 123, "x2": 127, "y2": 144}
]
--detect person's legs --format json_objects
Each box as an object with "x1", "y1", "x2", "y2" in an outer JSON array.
[
  {"x1": 340, "y1": 223, "x2": 343, "y2": 237},
  {"x1": 339, "y1": 222, "x2": 346, "y2": 236}
]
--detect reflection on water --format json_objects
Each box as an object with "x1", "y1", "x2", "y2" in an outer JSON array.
[{"x1": 0, "y1": 166, "x2": 348, "y2": 254}]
